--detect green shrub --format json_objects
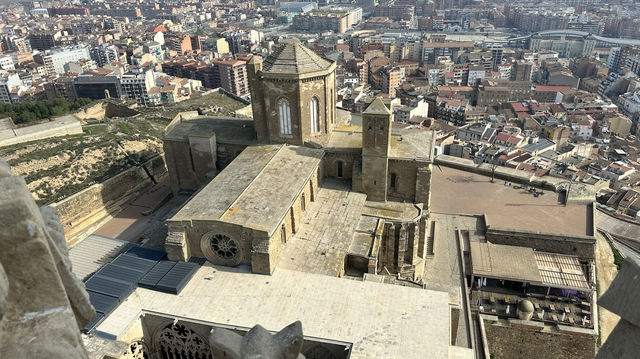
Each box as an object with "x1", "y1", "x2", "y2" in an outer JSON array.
[{"x1": 0, "y1": 98, "x2": 92, "y2": 125}]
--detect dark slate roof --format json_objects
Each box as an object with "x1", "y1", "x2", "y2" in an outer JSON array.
[{"x1": 262, "y1": 39, "x2": 333, "y2": 74}]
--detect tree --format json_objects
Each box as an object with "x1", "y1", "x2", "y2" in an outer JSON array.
[
  {"x1": 0, "y1": 98, "x2": 94, "y2": 125},
  {"x1": 489, "y1": 155, "x2": 499, "y2": 183}
]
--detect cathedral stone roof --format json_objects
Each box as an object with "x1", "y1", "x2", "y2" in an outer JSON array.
[{"x1": 261, "y1": 38, "x2": 333, "y2": 74}]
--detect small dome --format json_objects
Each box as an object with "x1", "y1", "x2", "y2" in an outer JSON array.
[{"x1": 518, "y1": 299, "x2": 534, "y2": 313}]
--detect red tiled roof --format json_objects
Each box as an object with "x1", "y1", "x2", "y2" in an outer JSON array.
[
  {"x1": 495, "y1": 132, "x2": 521, "y2": 144},
  {"x1": 511, "y1": 102, "x2": 528, "y2": 112}
]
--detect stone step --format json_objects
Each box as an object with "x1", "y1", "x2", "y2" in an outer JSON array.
[{"x1": 425, "y1": 220, "x2": 436, "y2": 257}]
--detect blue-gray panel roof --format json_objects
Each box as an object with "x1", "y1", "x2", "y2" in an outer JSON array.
[
  {"x1": 138, "y1": 261, "x2": 177, "y2": 289},
  {"x1": 110, "y1": 253, "x2": 158, "y2": 273},
  {"x1": 82, "y1": 244, "x2": 204, "y2": 334},
  {"x1": 87, "y1": 291, "x2": 120, "y2": 315},
  {"x1": 155, "y1": 262, "x2": 200, "y2": 294},
  {"x1": 69, "y1": 234, "x2": 131, "y2": 281},
  {"x1": 96, "y1": 263, "x2": 147, "y2": 284},
  {"x1": 83, "y1": 313, "x2": 105, "y2": 334},
  {"x1": 85, "y1": 275, "x2": 136, "y2": 301},
  {"x1": 125, "y1": 246, "x2": 166, "y2": 261}
]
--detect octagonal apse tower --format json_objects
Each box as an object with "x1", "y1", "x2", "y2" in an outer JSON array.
[{"x1": 247, "y1": 38, "x2": 337, "y2": 146}]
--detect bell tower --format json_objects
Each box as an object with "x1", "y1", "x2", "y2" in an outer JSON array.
[
  {"x1": 246, "y1": 38, "x2": 336, "y2": 146},
  {"x1": 362, "y1": 98, "x2": 392, "y2": 202}
]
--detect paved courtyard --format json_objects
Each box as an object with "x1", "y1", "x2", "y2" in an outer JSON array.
[{"x1": 279, "y1": 179, "x2": 367, "y2": 276}]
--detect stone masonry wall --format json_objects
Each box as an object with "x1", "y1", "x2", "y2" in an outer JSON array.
[
  {"x1": 388, "y1": 159, "x2": 419, "y2": 201},
  {"x1": 485, "y1": 228, "x2": 595, "y2": 260},
  {"x1": 324, "y1": 151, "x2": 358, "y2": 179},
  {"x1": 53, "y1": 155, "x2": 167, "y2": 244}
]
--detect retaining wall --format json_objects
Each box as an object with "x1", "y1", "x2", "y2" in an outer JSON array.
[
  {"x1": 52, "y1": 155, "x2": 167, "y2": 245},
  {"x1": 0, "y1": 115, "x2": 82, "y2": 147}
]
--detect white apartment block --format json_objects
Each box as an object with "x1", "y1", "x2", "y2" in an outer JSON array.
[
  {"x1": 0, "y1": 56, "x2": 15, "y2": 71},
  {"x1": 39, "y1": 46, "x2": 91, "y2": 75},
  {"x1": 0, "y1": 73, "x2": 21, "y2": 104}
]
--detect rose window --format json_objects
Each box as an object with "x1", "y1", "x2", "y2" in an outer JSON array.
[{"x1": 209, "y1": 234, "x2": 238, "y2": 259}]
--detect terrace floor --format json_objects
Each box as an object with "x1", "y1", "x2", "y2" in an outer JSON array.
[
  {"x1": 431, "y1": 166, "x2": 592, "y2": 237},
  {"x1": 471, "y1": 288, "x2": 594, "y2": 329}
]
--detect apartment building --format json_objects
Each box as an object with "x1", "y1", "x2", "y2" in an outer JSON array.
[
  {"x1": 292, "y1": 11, "x2": 350, "y2": 33},
  {"x1": 91, "y1": 44, "x2": 120, "y2": 67},
  {"x1": 35, "y1": 45, "x2": 91, "y2": 76},
  {"x1": 212, "y1": 59, "x2": 249, "y2": 97},
  {"x1": 0, "y1": 74, "x2": 21, "y2": 104},
  {"x1": 28, "y1": 31, "x2": 60, "y2": 51},
  {"x1": 120, "y1": 69, "x2": 155, "y2": 106}
]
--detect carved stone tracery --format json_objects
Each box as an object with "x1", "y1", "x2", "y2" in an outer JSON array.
[{"x1": 156, "y1": 323, "x2": 213, "y2": 359}]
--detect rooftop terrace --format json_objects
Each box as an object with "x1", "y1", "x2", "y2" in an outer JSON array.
[
  {"x1": 95, "y1": 264, "x2": 451, "y2": 358},
  {"x1": 431, "y1": 166, "x2": 592, "y2": 237}
]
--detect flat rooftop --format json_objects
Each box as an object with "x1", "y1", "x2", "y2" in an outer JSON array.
[
  {"x1": 95, "y1": 265, "x2": 451, "y2": 358},
  {"x1": 164, "y1": 117, "x2": 257, "y2": 145},
  {"x1": 326, "y1": 126, "x2": 435, "y2": 161},
  {"x1": 170, "y1": 145, "x2": 323, "y2": 236},
  {"x1": 470, "y1": 242, "x2": 590, "y2": 290},
  {"x1": 470, "y1": 241, "x2": 541, "y2": 284},
  {"x1": 431, "y1": 166, "x2": 592, "y2": 237}
]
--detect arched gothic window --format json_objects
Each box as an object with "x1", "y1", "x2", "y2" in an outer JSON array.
[
  {"x1": 278, "y1": 98, "x2": 292, "y2": 136},
  {"x1": 310, "y1": 97, "x2": 320, "y2": 133}
]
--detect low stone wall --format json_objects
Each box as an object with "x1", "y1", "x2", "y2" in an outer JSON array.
[
  {"x1": 486, "y1": 226, "x2": 596, "y2": 260},
  {"x1": 164, "y1": 111, "x2": 200, "y2": 134},
  {"x1": 435, "y1": 155, "x2": 535, "y2": 183},
  {"x1": 0, "y1": 115, "x2": 82, "y2": 148},
  {"x1": 481, "y1": 316, "x2": 596, "y2": 359},
  {"x1": 52, "y1": 155, "x2": 167, "y2": 245},
  {"x1": 435, "y1": 155, "x2": 599, "y2": 203}
]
